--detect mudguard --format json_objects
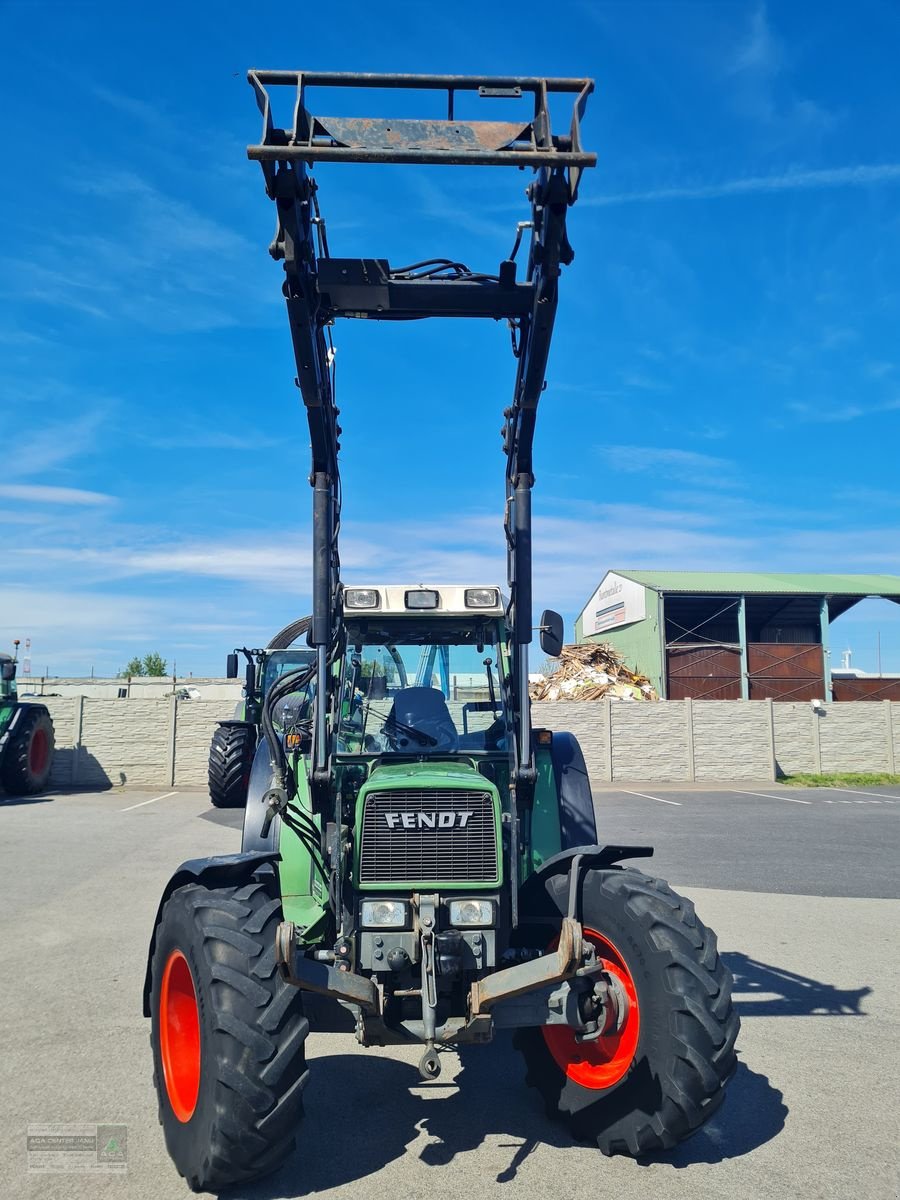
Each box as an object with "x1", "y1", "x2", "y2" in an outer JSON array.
[
  {"x1": 141, "y1": 851, "x2": 278, "y2": 1016},
  {"x1": 518, "y1": 843, "x2": 654, "y2": 924},
  {"x1": 241, "y1": 736, "x2": 279, "y2": 853},
  {"x1": 549, "y1": 731, "x2": 598, "y2": 848}
]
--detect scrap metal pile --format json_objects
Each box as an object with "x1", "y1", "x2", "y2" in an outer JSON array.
[{"x1": 530, "y1": 643, "x2": 659, "y2": 702}]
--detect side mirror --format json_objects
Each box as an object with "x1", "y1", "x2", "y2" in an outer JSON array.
[
  {"x1": 539, "y1": 609, "x2": 564, "y2": 659},
  {"x1": 225, "y1": 653, "x2": 239, "y2": 679},
  {"x1": 2, "y1": 661, "x2": 16, "y2": 681},
  {"x1": 245, "y1": 661, "x2": 256, "y2": 696}
]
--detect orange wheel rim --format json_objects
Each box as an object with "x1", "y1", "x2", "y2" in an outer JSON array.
[
  {"x1": 159, "y1": 949, "x2": 201, "y2": 1122},
  {"x1": 542, "y1": 927, "x2": 640, "y2": 1090},
  {"x1": 29, "y1": 728, "x2": 49, "y2": 774}
]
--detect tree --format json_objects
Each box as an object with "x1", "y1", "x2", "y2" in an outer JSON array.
[
  {"x1": 119, "y1": 652, "x2": 168, "y2": 678},
  {"x1": 142, "y1": 652, "x2": 168, "y2": 677}
]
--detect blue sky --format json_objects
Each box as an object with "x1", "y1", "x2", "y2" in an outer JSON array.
[{"x1": 3, "y1": 0, "x2": 900, "y2": 677}]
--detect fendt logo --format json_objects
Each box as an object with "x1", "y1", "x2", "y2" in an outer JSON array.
[{"x1": 383, "y1": 811, "x2": 473, "y2": 830}]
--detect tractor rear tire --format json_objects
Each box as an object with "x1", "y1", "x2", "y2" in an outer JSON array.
[
  {"x1": 515, "y1": 867, "x2": 739, "y2": 1156},
  {"x1": 149, "y1": 872, "x2": 308, "y2": 1191},
  {"x1": 208, "y1": 723, "x2": 255, "y2": 808},
  {"x1": 1, "y1": 707, "x2": 54, "y2": 795}
]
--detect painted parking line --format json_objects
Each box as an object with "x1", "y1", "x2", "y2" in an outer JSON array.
[
  {"x1": 621, "y1": 789, "x2": 682, "y2": 806},
  {"x1": 734, "y1": 789, "x2": 812, "y2": 805},
  {"x1": 120, "y1": 790, "x2": 178, "y2": 812},
  {"x1": 826, "y1": 787, "x2": 900, "y2": 801}
]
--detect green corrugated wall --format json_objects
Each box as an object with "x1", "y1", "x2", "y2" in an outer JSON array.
[{"x1": 574, "y1": 587, "x2": 665, "y2": 694}]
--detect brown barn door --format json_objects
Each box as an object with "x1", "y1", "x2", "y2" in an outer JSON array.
[
  {"x1": 666, "y1": 646, "x2": 742, "y2": 699},
  {"x1": 747, "y1": 644, "x2": 824, "y2": 700}
]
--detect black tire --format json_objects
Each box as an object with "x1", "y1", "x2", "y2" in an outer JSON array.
[
  {"x1": 208, "y1": 723, "x2": 256, "y2": 808},
  {"x1": 149, "y1": 873, "x2": 309, "y2": 1191},
  {"x1": 1, "y1": 707, "x2": 54, "y2": 795},
  {"x1": 267, "y1": 615, "x2": 312, "y2": 650},
  {"x1": 515, "y1": 867, "x2": 739, "y2": 1156}
]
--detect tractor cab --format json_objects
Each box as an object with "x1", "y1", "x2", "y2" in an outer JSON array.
[
  {"x1": 0, "y1": 654, "x2": 16, "y2": 700},
  {"x1": 337, "y1": 585, "x2": 508, "y2": 758}
]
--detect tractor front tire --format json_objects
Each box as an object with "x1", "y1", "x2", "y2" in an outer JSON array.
[
  {"x1": 1, "y1": 707, "x2": 54, "y2": 795},
  {"x1": 149, "y1": 873, "x2": 308, "y2": 1191},
  {"x1": 515, "y1": 867, "x2": 739, "y2": 1156},
  {"x1": 208, "y1": 723, "x2": 255, "y2": 808}
]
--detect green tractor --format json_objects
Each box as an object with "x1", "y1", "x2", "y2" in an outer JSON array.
[
  {"x1": 144, "y1": 72, "x2": 738, "y2": 1191},
  {"x1": 0, "y1": 644, "x2": 54, "y2": 795},
  {"x1": 207, "y1": 616, "x2": 314, "y2": 809}
]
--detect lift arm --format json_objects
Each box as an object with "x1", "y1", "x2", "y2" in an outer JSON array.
[{"x1": 248, "y1": 70, "x2": 595, "y2": 811}]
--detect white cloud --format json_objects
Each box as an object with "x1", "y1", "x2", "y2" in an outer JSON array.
[
  {"x1": 0, "y1": 484, "x2": 115, "y2": 506},
  {"x1": 596, "y1": 445, "x2": 739, "y2": 487},
  {"x1": 585, "y1": 163, "x2": 900, "y2": 207}
]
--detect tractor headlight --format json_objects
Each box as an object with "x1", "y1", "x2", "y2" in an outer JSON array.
[
  {"x1": 405, "y1": 589, "x2": 439, "y2": 609},
  {"x1": 345, "y1": 588, "x2": 380, "y2": 609},
  {"x1": 464, "y1": 588, "x2": 499, "y2": 608},
  {"x1": 360, "y1": 900, "x2": 408, "y2": 928},
  {"x1": 448, "y1": 899, "x2": 494, "y2": 928}
]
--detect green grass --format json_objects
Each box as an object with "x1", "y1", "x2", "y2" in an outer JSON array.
[{"x1": 779, "y1": 772, "x2": 900, "y2": 788}]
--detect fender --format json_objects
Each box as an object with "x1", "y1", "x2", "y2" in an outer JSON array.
[
  {"x1": 141, "y1": 851, "x2": 278, "y2": 1016},
  {"x1": 241, "y1": 736, "x2": 280, "y2": 853},
  {"x1": 0, "y1": 704, "x2": 27, "y2": 752},
  {"x1": 547, "y1": 731, "x2": 598, "y2": 848},
  {"x1": 519, "y1": 843, "x2": 654, "y2": 921}
]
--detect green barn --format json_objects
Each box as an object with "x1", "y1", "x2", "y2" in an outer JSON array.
[{"x1": 574, "y1": 570, "x2": 900, "y2": 701}]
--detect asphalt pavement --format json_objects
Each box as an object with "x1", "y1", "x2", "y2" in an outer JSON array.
[{"x1": 1, "y1": 782, "x2": 897, "y2": 1200}]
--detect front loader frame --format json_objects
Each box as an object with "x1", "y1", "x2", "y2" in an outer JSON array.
[{"x1": 248, "y1": 70, "x2": 596, "y2": 926}]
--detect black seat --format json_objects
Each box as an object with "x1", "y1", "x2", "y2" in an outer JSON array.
[{"x1": 385, "y1": 687, "x2": 459, "y2": 751}]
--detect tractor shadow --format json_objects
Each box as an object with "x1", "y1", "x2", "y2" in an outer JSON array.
[
  {"x1": 723, "y1": 951, "x2": 872, "y2": 1017},
  {"x1": 226, "y1": 1037, "x2": 784, "y2": 1197}
]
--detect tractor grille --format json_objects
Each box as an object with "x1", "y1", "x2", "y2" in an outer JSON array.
[{"x1": 358, "y1": 789, "x2": 499, "y2": 885}]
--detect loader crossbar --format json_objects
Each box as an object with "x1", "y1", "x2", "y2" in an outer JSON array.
[{"x1": 249, "y1": 70, "x2": 594, "y2": 185}]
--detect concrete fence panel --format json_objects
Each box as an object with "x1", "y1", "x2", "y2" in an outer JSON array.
[
  {"x1": 611, "y1": 702, "x2": 689, "y2": 781},
  {"x1": 818, "y1": 704, "x2": 893, "y2": 774},
  {"x1": 772, "y1": 704, "x2": 818, "y2": 776},
  {"x1": 532, "y1": 701, "x2": 609, "y2": 779},
  {"x1": 175, "y1": 700, "x2": 240, "y2": 787},
  {"x1": 692, "y1": 701, "x2": 773, "y2": 782}
]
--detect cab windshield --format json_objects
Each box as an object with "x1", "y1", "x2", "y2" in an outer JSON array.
[
  {"x1": 262, "y1": 649, "x2": 316, "y2": 699},
  {"x1": 337, "y1": 619, "x2": 508, "y2": 756}
]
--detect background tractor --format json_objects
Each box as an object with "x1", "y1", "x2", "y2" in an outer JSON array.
[
  {"x1": 0, "y1": 645, "x2": 54, "y2": 795},
  {"x1": 145, "y1": 72, "x2": 738, "y2": 1192},
  {"x1": 207, "y1": 616, "x2": 314, "y2": 808}
]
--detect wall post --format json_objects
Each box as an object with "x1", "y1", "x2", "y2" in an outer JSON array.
[
  {"x1": 71, "y1": 695, "x2": 85, "y2": 785},
  {"x1": 885, "y1": 701, "x2": 895, "y2": 774},
  {"x1": 684, "y1": 697, "x2": 695, "y2": 781},
  {"x1": 811, "y1": 706, "x2": 822, "y2": 773},
  {"x1": 766, "y1": 697, "x2": 777, "y2": 780},
  {"x1": 604, "y1": 699, "x2": 613, "y2": 781},
  {"x1": 166, "y1": 695, "x2": 178, "y2": 787}
]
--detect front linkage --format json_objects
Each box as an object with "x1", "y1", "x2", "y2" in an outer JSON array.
[{"x1": 144, "y1": 73, "x2": 739, "y2": 1192}]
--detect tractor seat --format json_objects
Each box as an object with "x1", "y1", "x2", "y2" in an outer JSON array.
[{"x1": 385, "y1": 687, "x2": 459, "y2": 752}]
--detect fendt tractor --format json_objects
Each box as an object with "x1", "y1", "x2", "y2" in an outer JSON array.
[
  {"x1": 0, "y1": 642, "x2": 54, "y2": 795},
  {"x1": 144, "y1": 72, "x2": 738, "y2": 1191},
  {"x1": 208, "y1": 616, "x2": 314, "y2": 808}
]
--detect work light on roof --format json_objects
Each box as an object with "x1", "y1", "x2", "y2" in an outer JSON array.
[
  {"x1": 405, "y1": 589, "x2": 439, "y2": 609},
  {"x1": 464, "y1": 588, "x2": 499, "y2": 608},
  {"x1": 345, "y1": 589, "x2": 380, "y2": 609}
]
